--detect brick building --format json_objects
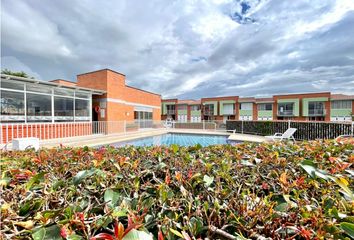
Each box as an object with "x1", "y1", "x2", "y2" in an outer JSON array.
[
  {"x1": 161, "y1": 92, "x2": 354, "y2": 122},
  {"x1": 0, "y1": 68, "x2": 161, "y2": 143}
]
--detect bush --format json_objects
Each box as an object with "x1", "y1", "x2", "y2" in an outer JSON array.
[{"x1": 1, "y1": 139, "x2": 354, "y2": 239}]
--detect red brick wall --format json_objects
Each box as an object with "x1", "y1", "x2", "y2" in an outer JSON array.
[{"x1": 77, "y1": 69, "x2": 161, "y2": 122}]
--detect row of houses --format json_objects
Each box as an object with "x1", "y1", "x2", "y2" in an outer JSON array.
[{"x1": 161, "y1": 92, "x2": 354, "y2": 122}]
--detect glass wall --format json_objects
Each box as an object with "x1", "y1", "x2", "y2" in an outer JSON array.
[
  {"x1": 134, "y1": 110, "x2": 153, "y2": 128},
  {"x1": 0, "y1": 77, "x2": 92, "y2": 123},
  {"x1": 27, "y1": 93, "x2": 52, "y2": 122}
]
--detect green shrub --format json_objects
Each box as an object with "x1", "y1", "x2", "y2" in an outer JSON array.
[{"x1": 0, "y1": 139, "x2": 353, "y2": 239}]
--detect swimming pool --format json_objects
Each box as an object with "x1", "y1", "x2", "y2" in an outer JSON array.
[{"x1": 110, "y1": 133, "x2": 240, "y2": 147}]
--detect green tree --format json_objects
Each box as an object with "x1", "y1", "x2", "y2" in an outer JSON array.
[{"x1": 1, "y1": 68, "x2": 34, "y2": 78}]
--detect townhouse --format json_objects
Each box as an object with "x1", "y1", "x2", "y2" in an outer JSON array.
[{"x1": 161, "y1": 92, "x2": 354, "y2": 122}]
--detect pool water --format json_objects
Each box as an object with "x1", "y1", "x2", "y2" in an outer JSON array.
[{"x1": 111, "y1": 133, "x2": 239, "y2": 147}]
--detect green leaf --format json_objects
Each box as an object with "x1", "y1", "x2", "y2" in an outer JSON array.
[
  {"x1": 73, "y1": 168, "x2": 97, "y2": 185},
  {"x1": 171, "y1": 144, "x2": 179, "y2": 154},
  {"x1": 0, "y1": 177, "x2": 11, "y2": 186},
  {"x1": 32, "y1": 225, "x2": 62, "y2": 240},
  {"x1": 26, "y1": 172, "x2": 45, "y2": 190},
  {"x1": 67, "y1": 234, "x2": 84, "y2": 240},
  {"x1": 340, "y1": 222, "x2": 354, "y2": 238},
  {"x1": 299, "y1": 160, "x2": 331, "y2": 180},
  {"x1": 170, "y1": 228, "x2": 184, "y2": 238},
  {"x1": 334, "y1": 177, "x2": 354, "y2": 200},
  {"x1": 104, "y1": 189, "x2": 120, "y2": 207},
  {"x1": 123, "y1": 229, "x2": 153, "y2": 240},
  {"x1": 203, "y1": 175, "x2": 214, "y2": 187}
]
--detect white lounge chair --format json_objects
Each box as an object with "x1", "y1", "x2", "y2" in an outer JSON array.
[{"x1": 265, "y1": 128, "x2": 297, "y2": 142}]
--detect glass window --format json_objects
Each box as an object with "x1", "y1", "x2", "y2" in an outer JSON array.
[
  {"x1": 191, "y1": 105, "x2": 200, "y2": 111},
  {"x1": 331, "y1": 100, "x2": 352, "y2": 109},
  {"x1": 27, "y1": 93, "x2": 52, "y2": 116},
  {"x1": 240, "y1": 103, "x2": 252, "y2": 110},
  {"x1": 0, "y1": 79, "x2": 24, "y2": 90},
  {"x1": 54, "y1": 97, "x2": 74, "y2": 116},
  {"x1": 54, "y1": 88, "x2": 74, "y2": 97},
  {"x1": 0, "y1": 90, "x2": 25, "y2": 115},
  {"x1": 75, "y1": 91, "x2": 91, "y2": 99},
  {"x1": 26, "y1": 83, "x2": 52, "y2": 94},
  {"x1": 75, "y1": 99, "x2": 90, "y2": 116},
  {"x1": 258, "y1": 103, "x2": 272, "y2": 111}
]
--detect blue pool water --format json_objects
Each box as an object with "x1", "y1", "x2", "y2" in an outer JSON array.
[{"x1": 111, "y1": 133, "x2": 239, "y2": 147}]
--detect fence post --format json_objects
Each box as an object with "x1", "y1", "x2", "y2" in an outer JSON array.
[
  {"x1": 351, "y1": 122, "x2": 353, "y2": 136},
  {"x1": 241, "y1": 120, "x2": 244, "y2": 134},
  {"x1": 288, "y1": 120, "x2": 291, "y2": 129}
]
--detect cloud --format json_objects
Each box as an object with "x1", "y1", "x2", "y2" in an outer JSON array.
[{"x1": 1, "y1": 0, "x2": 354, "y2": 98}]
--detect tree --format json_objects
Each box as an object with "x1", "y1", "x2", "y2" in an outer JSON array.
[{"x1": 1, "y1": 68, "x2": 34, "y2": 78}]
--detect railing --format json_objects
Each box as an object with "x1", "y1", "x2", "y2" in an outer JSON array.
[
  {"x1": 226, "y1": 120, "x2": 354, "y2": 140},
  {"x1": 277, "y1": 110, "x2": 294, "y2": 116},
  {"x1": 222, "y1": 110, "x2": 236, "y2": 115},
  {"x1": 203, "y1": 110, "x2": 214, "y2": 116},
  {"x1": 0, "y1": 120, "x2": 218, "y2": 145},
  {"x1": 166, "y1": 110, "x2": 176, "y2": 115},
  {"x1": 308, "y1": 109, "x2": 326, "y2": 116}
]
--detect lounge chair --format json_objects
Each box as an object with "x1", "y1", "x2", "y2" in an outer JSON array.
[{"x1": 265, "y1": 128, "x2": 297, "y2": 142}]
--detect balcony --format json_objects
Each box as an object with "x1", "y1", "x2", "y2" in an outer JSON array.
[
  {"x1": 222, "y1": 109, "x2": 236, "y2": 115},
  {"x1": 309, "y1": 109, "x2": 326, "y2": 116},
  {"x1": 166, "y1": 109, "x2": 176, "y2": 115},
  {"x1": 277, "y1": 110, "x2": 294, "y2": 116},
  {"x1": 204, "y1": 110, "x2": 214, "y2": 116}
]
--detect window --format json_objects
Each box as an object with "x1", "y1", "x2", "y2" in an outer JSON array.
[
  {"x1": 204, "y1": 104, "x2": 214, "y2": 115},
  {"x1": 75, "y1": 91, "x2": 90, "y2": 99},
  {"x1": 27, "y1": 93, "x2": 52, "y2": 116},
  {"x1": 75, "y1": 99, "x2": 90, "y2": 117},
  {"x1": 54, "y1": 88, "x2": 74, "y2": 97},
  {"x1": 0, "y1": 90, "x2": 25, "y2": 115},
  {"x1": 257, "y1": 103, "x2": 272, "y2": 111},
  {"x1": 191, "y1": 105, "x2": 200, "y2": 111},
  {"x1": 54, "y1": 97, "x2": 74, "y2": 121},
  {"x1": 0, "y1": 79, "x2": 24, "y2": 90},
  {"x1": 240, "y1": 103, "x2": 252, "y2": 110},
  {"x1": 26, "y1": 83, "x2": 52, "y2": 94},
  {"x1": 331, "y1": 100, "x2": 352, "y2": 109},
  {"x1": 278, "y1": 103, "x2": 294, "y2": 116}
]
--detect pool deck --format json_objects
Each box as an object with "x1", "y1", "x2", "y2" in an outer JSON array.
[{"x1": 2, "y1": 129, "x2": 267, "y2": 150}]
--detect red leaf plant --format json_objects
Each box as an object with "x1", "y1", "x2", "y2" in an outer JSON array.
[{"x1": 91, "y1": 217, "x2": 143, "y2": 240}]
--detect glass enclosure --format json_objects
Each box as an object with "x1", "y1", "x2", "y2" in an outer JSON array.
[
  {"x1": 0, "y1": 78, "x2": 92, "y2": 123},
  {"x1": 134, "y1": 110, "x2": 153, "y2": 128}
]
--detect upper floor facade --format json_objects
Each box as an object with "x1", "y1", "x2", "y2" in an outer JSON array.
[{"x1": 162, "y1": 92, "x2": 354, "y2": 123}]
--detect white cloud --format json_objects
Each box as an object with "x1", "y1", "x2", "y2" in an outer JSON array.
[{"x1": 1, "y1": 0, "x2": 354, "y2": 98}]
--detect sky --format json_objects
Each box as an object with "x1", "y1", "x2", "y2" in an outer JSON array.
[{"x1": 1, "y1": 0, "x2": 354, "y2": 99}]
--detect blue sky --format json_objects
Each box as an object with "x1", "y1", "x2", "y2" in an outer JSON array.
[{"x1": 1, "y1": 0, "x2": 354, "y2": 98}]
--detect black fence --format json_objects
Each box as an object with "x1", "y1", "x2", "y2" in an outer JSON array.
[{"x1": 226, "y1": 120, "x2": 353, "y2": 140}]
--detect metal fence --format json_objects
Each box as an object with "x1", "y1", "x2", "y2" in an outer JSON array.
[{"x1": 226, "y1": 120, "x2": 354, "y2": 140}]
